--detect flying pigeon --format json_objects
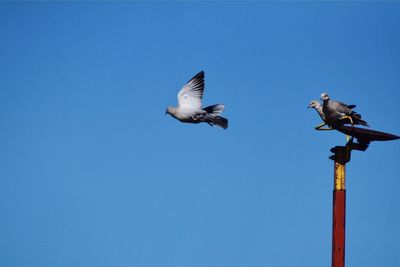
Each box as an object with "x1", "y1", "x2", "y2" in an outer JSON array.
[
  {"x1": 165, "y1": 71, "x2": 228, "y2": 129},
  {"x1": 320, "y1": 93, "x2": 369, "y2": 127}
]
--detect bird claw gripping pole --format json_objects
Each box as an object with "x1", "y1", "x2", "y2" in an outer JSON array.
[{"x1": 340, "y1": 115, "x2": 354, "y2": 126}]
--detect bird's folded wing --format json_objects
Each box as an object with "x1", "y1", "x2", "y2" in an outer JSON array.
[
  {"x1": 334, "y1": 101, "x2": 353, "y2": 114},
  {"x1": 339, "y1": 101, "x2": 356, "y2": 110},
  {"x1": 177, "y1": 71, "x2": 205, "y2": 110}
]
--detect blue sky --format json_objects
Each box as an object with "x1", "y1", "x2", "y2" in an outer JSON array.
[{"x1": 0, "y1": 2, "x2": 399, "y2": 267}]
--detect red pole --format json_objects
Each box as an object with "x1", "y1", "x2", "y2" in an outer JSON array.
[{"x1": 332, "y1": 147, "x2": 347, "y2": 267}]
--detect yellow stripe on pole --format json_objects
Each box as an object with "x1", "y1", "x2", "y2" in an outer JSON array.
[{"x1": 334, "y1": 162, "x2": 346, "y2": 190}]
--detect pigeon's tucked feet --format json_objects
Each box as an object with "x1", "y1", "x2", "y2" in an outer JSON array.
[{"x1": 192, "y1": 112, "x2": 206, "y2": 121}]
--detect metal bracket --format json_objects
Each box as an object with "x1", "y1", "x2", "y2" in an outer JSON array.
[{"x1": 329, "y1": 138, "x2": 370, "y2": 164}]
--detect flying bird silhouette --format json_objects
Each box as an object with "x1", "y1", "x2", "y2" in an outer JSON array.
[{"x1": 165, "y1": 71, "x2": 228, "y2": 129}]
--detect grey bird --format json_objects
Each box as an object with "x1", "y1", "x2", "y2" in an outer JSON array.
[
  {"x1": 308, "y1": 99, "x2": 357, "y2": 130},
  {"x1": 320, "y1": 93, "x2": 369, "y2": 127},
  {"x1": 308, "y1": 100, "x2": 326, "y2": 122},
  {"x1": 308, "y1": 100, "x2": 329, "y2": 130},
  {"x1": 165, "y1": 71, "x2": 228, "y2": 129}
]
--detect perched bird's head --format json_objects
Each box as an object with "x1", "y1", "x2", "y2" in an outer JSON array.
[
  {"x1": 308, "y1": 100, "x2": 321, "y2": 109},
  {"x1": 320, "y1": 92, "x2": 330, "y2": 101}
]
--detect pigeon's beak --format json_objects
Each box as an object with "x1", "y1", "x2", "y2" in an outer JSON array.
[{"x1": 307, "y1": 104, "x2": 311, "y2": 109}]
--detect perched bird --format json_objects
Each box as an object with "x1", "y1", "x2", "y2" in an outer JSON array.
[
  {"x1": 308, "y1": 99, "x2": 357, "y2": 130},
  {"x1": 320, "y1": 93, "x2": 369, "y2": 127},
  {"x1": 166, "y1": 71, "x2": 228, "y2": 129},
  {"x1": 308, "y1": 100, "x2": 329, "y2": 130},
  {"x1": 308, "y1": 100, "x2": 326, "y2": 121}
]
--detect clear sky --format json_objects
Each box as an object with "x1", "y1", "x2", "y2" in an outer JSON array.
[{"x1": 1, "y1": 2, "x2": 399, "y2": 267}]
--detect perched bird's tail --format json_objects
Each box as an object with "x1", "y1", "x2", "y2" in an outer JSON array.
[
  {"x1": 203, "y1": 104, "x2": 228, "y2": 129},
  {"x1": 352, "y1": 116, "x2": 369, "y2": 127},
  {"x1": 351, "y1": 113, "x2": 369, "y2": 127}
]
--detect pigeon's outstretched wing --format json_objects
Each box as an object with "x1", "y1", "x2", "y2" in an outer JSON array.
[{"x1": 177, "y1": 71, "x2": 205, "y2": 110}]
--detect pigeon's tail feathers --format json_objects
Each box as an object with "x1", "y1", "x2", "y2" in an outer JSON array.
[
  {"x1": 204, "y1": 115, "x2": 228, "y2": 129},
  {"x1": 347, "y1": 104, "x2": 356, "y2": 109},
  {"x1": 350, "y1": 111, "x2": 369, "y2": 127},
  {"x1": 203, "y1": 104, "x2": 228, "y2": 129},
  {"x1": 203, "y1": 104, "x2": 225, "y2": 116},
  {"x1": 352, "y1": 116, "x2": 369, "y2": 127}
]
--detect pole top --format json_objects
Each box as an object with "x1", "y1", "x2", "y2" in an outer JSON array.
[
  {"x1": 330, "y1": 145, "x2": 351, "y2": 164},
  {"x1": 328, "y1": 126, "x2": 399, "y2": 163},
  {"x1": 336, "y1": 126, "x2": 400, "y2": 143}
]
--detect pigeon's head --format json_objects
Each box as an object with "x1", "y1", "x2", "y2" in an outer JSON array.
[
  {"x1": 165, "y1": 106, "x2": 173, "y2": 115},
  {"x1": 320, "y1": 92, "x2": 330, "y2": 101},
  {"x1": 308, "y1": 100, "x2": 321, "y2": 109}
]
